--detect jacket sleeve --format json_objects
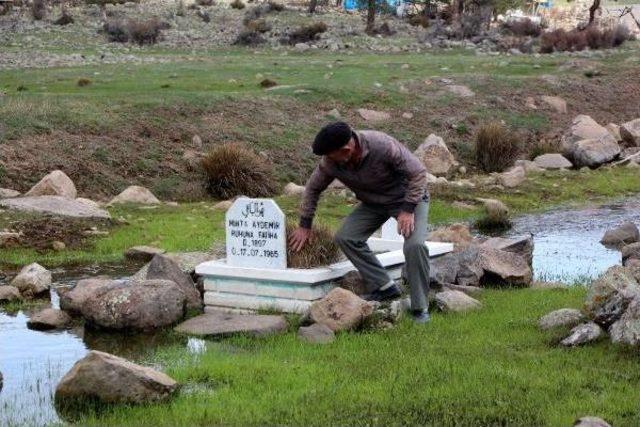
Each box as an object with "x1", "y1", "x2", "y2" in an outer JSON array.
[
  {"x1": 387, "y1": 138, "x2": 427, "y2": 213},
  {"x1": 299, "y1": 162, "x2": 334, "y2": 229}
]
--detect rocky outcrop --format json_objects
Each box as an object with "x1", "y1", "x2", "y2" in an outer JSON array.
[
  {"x1": 146, "y1": 254, "x2": 202, "y2": 311},
  {"x1": 298, "y1": 323, "x2": 335, "y2": 344},
  {"x1": 55, "y1": 350, "x2": 178, "y2": 405},
  {"x1": 309, "y1": 288, "x2": 374, "y2": 332},
  {"x1": 0, "y1": 196, "x2": 111, "y2": 219},
  {"x1": 10, "y1": 263, "x2": 51, "y2": 298},
  {"x1": 25, "y1": 170, "x2": 77, "y2": 199},
  {"x1": 413, "y1": 134, "x2": 457, "y2": 176},
  {"x1": 108, "y1": 186, "x2": 161, "y2": 205},
  {"x1": 435, "y1": 290, "x2": 481, "y2": 312},
  {"x1": 600, "y1": 222, "x2": 639, "y2": 248},
  {"x1": 533, "y1": 153, "x2": 572, "y2": 169},
  {"x1": 27, "y1": 308, "x2": 72, "y2": 330},
  {"x1": 538, "y1": 308, "x2": 585, "y2": 330}
]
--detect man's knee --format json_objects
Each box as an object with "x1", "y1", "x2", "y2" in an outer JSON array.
[
  {"x1": 403, "y1": 240, "x2": 428, "y2": 257},
  {"x1": 334, "y1": 231, "x2": 354, "y2": 249}
]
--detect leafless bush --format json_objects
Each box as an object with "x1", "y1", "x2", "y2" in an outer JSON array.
[
  {"x1": 233, "y1": 29, "x2": 266, "y2": 45},
  {"x1": 32, "y1": 0, "x2": 46, "y2": 20},
  {"x1": 196, "y1": 0, "x2": 214, "y2": 5},
  {"x1": 103, "y1": 18, "x2": 168, "y2": 45},
  {"x1": 503, "y1": 18, "x2": 542, "y2": 37},
  {"x1": 246, "y1": 18, "x2": 271, "y2": 33},
  {"x1": 230, "y1": 0, "x2": 245, "y2": 8},
  {"x1": 540, "y1": 25, "x2": 630, "y2": 53},
  {"x1": 475, "y1": 122, "x2": 520, "y2": 173},
  {"x1": 242, "y1": 1, "x2": 283, "y2": 23},
  {"x1": 370, "y1": 21, "x2": 396, "y2": 36},
  {"x1": 53, "y1": 10, "x2": 74, "y2": 25},
  {"x1": 282, "y1": 21, "x2": 327, "y2": 45}
]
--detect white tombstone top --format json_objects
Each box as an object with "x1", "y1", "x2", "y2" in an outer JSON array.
[
  {"x1": 225, "y1": 198, "x2": 287, "y2": 269},
  {"x1": 381, "y1": 217, "x2": 404, "y2": 241}
]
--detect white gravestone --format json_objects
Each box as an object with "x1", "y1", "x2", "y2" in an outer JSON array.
[
  {"x1": 225, "y1": 198, "x2": 287, "y2": 269},
  {"x1": 381, "y1": 217, "x2": 403, "y2": 241}
]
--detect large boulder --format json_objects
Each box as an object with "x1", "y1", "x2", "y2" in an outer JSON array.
[
  {"x1": 538, "y1": 308, "x2": 585, "y2": 330},
  {"x1": 27, "y1": 308, "x2": 72, "y2": 330},
  {"x1": 562, "y1": 115, "x2": 617, "y2": 151},
  {"x1": 25, "y1": 170, "x2": 77, "y2": 199},
  {"x1": 600, "y1": 222, "x2": 639, "y2": 247},
  {"x1": 480, "y1": 235, "x2": 534, "y2": 266},
  {"x1": 584, "y1": 265, "x2": 640, "y2": 328},
  {"x1": 533, "y1": 153, "x2": 572, "y2": 170},
  {"x1": 435, "y1": 290, "x2": 481, "y2": 312},
  {"x1": 560, "y1": 322, "x2": 604, "y2": 347},
  {"x1": 498, "y1": 166, "x2": 526, "y2": 188},
  {"x1": 55, "y1": 350, "x2": 178, "y2": 405},
  {"x1": 430, "y1": 246, "x2": 485, "y2": 288},
  {"x1": 283, "y1": 182, "x2": 305, "y2": 197},
  {"x1": 413, "y1": 134, "x2": 457, "y2": 176},
  {"x1": 562, "y1": 115, "x2": 621, "y2": 167},
  {"x1": 0, "y1": 285, "x2": 22, "y2": 303},
  {"x1": 477, "y1": 248, "x2": 532, "y2": 286},
  {"x1": 609, "y1": 298, "x2": 640, "y2": 346},
  {"x1": 59, "y1": 278, "x2": 119, "y2": 315},
  {"x1": 81, "y1": 279, "x2": 187, "y2": 331},
  {"x1": 0, "y1": 196, "x2": 111, "y2": 219},
  {"x1": 309, "y1": 288, "x2": 374, "y2": 332},
  {"x1": 108, "y1": 186, "x2": 160, "y2": 205},
  {"x1": 10, "y1": 263, "x2": 51, "y2": 298},
  {"x1": 146, "y1": 254, "x2": 202, "y2": 311},
  {"x1": 620, "y1": 118, "x2": 640, "y2": 147}
]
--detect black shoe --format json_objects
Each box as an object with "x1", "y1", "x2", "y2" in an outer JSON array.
[
  {"x1": 411, "y1": 310, "x2": 431, "y2": 324},
  {"x1": 363, "y1": 284, "x2": 402, "y2": 302}
]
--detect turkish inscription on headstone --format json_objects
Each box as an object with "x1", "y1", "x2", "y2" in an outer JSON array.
[{"x1": 225, "y1": 198, "x2": 287, "y2": 269}]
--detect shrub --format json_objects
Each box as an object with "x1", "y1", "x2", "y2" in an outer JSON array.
[
  {"x1": 408, "y1": 14, "x2": 429, "y2": 28},
  {"x1": 246, "y1": 18, "x2": 271, "y2": 33},
  {"x1": 503, "y1": 18, "x2": 541, "y2": 37},
  {"x1": 201, "y1": 143, "x2": 277, "y2": 199},
  {"x1": 370, "y1": 21, "x2": 396, "y2": 36},
  {"x1": 286, "y1": 222, "x2": 342, "y2": 268},
  {"x1": 230, "y1": 0, "x2": 245, "y2": 9},
  {"x1": 243, "y1": 1, "x2": 282, "y2": 23},
  {"x1": 267, "y1": 0, "x2": 285, "y2": 11},
  {"x1": 196, "y1": 0, "x2": 214, "y2": 5},
  {"x1": 53, "y1": 11, "x2": 74, "y2": 25},
  {"x1": 176, "y1": 0, "x2": 185, "y2": 16},
  {"x1": 259, "y1": 78, "x2": 277, "y2": 88},
  {"x1": 31, "y1": 0, "x2": 46, "y2": 20},
  {"x1": 233, "y1": 29, "x2": 266, "y2": 45},
  {"x1": 77, "y1": 78, "x2": 92, "y2": 87},
  {"x1": 540, "y1": 25, "x2": 630, "y2": 53},
  {"x1": 283, "y1": 21, "x2": 327, "y2": 45},
  {"x1": 475, "y1": 122, "x2": 520, "y2": 173},
  {"x1": 103, "y1": 18, "x2": 168, "y2": 45}
]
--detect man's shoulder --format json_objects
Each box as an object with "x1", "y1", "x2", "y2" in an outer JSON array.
[{"x1": 357, "y1": 130, "x2": 398, "y2": 150}]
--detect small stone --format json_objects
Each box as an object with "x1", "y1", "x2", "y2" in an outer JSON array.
[
  {"x1": 192, "y1": 134, "x2": 203, "y2": 148},
  {"x1": 326, "y1": 108, "x2": 341, "y2": 119},
  {"x1": 435, "y1": 290, "x2": 481, "y2": 312},
  {"x1": 0, "y1": 286, "x2": 22, "y2": 303},
  {"x1": 27, "y1": 308, "x2": 72, "y2": 330},
  {"x1": 540, "y1": 95, "x2": 567, "y2": 114},
  {"x1": 573, "y1": 416, "x2": 611, "y2": 427},
  {"x1": 108, "y1": 186, "x2": 161, "y2": 205},
  {"x1": 213, "y1": 200, "x2": 233, "y2": 210},
  {"x1": 560, "y1": 322, "x2": 603, "y2": 347},
  {"x1": 283, "y1": 182, "x2": 305, "y2": 197},
  {"x1": 52, "y1": 241, "x2": 66, "y2": 251},
  {"x1": 298, "y1": 323, "x2": 335, "y2": 344},
  {"x1": 533, "y1": 153, "x2": 573, "y2": 170},
  {"x1": 357, "y1": 108, "x2": 391, "y2": 122},
  {"x1": 124, "y1": 246, "x2": 166, "y2": 262},
  {"x1": 414, "y1": 134, "x2": 457, "y2": 177},
  {"x1": 175, "y1": 313, "x2": 287, "y2": 337},
  {"x1": 310, "y1": 288, "x2": 374, "y2": 332},
  {"x1": 538, "y1": 308, "x2": 585, "y2": 330},
  {"x1": 10, "y1": 263, "x2": 51, "y2": 298},
  {"x1": 402, "y1": 112, "x2": 413, "y2": 119},
  {"x1": 0, "y1": 188, "x2": 21, "y2": 198}
]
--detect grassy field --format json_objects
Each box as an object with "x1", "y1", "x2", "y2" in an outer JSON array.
[{"x1": 67, "y1": 287, "x2": 640, "y2": 426}]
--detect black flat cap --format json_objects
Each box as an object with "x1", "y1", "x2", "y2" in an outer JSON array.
[{"x1": 312, "y1": 121, "x2": 353, "y2": 155}]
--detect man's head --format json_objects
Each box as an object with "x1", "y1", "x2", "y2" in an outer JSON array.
[{"x1": 312, "y1": 122, "x2": 357, "y2": 165}]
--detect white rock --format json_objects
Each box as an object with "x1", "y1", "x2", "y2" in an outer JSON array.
[
  {"x1": 533, "y1": 153, "x2": 573, "y2": 169},
  {"x1": 560, "y1": 322, "x2": 603, "y2": 346},
  {"x1": 540, "y1": 95, "x2": 567, "y2": 114},
  {"x1": 283, "y1": 182, "x2": 305, "y2": 197},
  {"x1": 435, "y1": 290, "x2": 481, "y2": 312},
  {"x1": 25, "y1": 170, "x2": 77, "y2": 199},
  {"x1": 108, "y1": 186, "x2": 161, "y2": 205},
  {"x1": 414, "y1": 134, "x2": 457, "y2": 176},
  {"x1": 357, "y1": 108, "x2": 391, "y2": 122},
  {"x1": 498, "y1": 166, "x2": 526, "y2": 188},
  {"x1": 10, "y1": 263, "x2": 51, "y2": 298},
  {"x1": 446, "y1": 85, "x2": 475, "y2": 97},
  {"x1": 0, "y1": 188, "x2": 21, "y2": 198},
  {"x1": 538, "y1": 308, "x2": 585, "y2": 330}
]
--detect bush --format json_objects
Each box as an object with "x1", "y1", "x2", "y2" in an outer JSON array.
[
  {"x1": 242, "y1": 1, "x2": 283, "y2": 23},
  {"x1": 233, "y1": 29, "x2": 266, "y2": 45},
  {"x1": 230, "y1": 0, "x2": 245, "y2": 9},
  {"x1": 103, "y1": 18, "x2": 168, "y2": 45},
  {"x1": 503, "y1": 18, "x2": 541, "y2": 37},
  {"x1": 370, "y1": 22, "x2": 396, "y2": 36},
  {"x1": 196, "y1": 0, "x2": 214, "y2": 5},
  {"x1": 475, "y1": 122, "x2": 520, "y2": 173},
  {"x1": 540, "y1": 25, "x2": 630, "y2": 53},
  {"x1": 31, "y1": 0, "x2": 46, "y2": 20},
  {"x1": 407, "y1": 14, "x2": 429, "y2": 28},
  {"x1": 246, "y1": 18, "x2": 271, "y2": 33},
  {"x1": 201, "y1": 143, "x2": 277, "y2": 199},
  {"x1": 283, "y1": 21, "x2": 327, "y2": 45},
  {"x1": 53, "y1": 11, "x2": 74, "y2": 25},
  {"x1": 77, "y1": 78, "x2": 92, "y2": 87},
  {"x1": 286, "y1": 222, "x2": 342, "y2": 268},
  {"x1": 176, "y1": 0, "x2": 186, "y2": 16}
]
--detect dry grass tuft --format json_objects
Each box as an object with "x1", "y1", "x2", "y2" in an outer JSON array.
[
  {"x1": 259, "y1": 78, "x2": 277, "y2": 88},
  {"x1": 503, "y1": 18, "x2": 541, "y2": 37},
  {"x1": 286, "y1": 222, "x2": 343, "y2": 268},
  {"x1": 31, "y1": 0, "x2": 46, "y2": 20},
  {"x1": 540, "y1": 25, "x2": 630, "y2": 53},
  {"x1": 77, "y1": 78, "x2": 92, "y2": 87},
  {"x1": 475, "y1": 122, "x2": 520, "y2": 173},
  {"x1": 284, "y1": 21, "x2": 327, "y2": 45},
  {"x1": 230, "y1": 0, "x2": 246, "y2": 9}
]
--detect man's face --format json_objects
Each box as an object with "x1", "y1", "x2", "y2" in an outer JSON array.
[{"x1": 326, "y1": 138, "x2": 355, "y2": 166}]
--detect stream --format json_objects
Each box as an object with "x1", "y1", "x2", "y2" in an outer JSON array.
[{"x1": 1, "y1": 198, "x2": 639, "y2": 426}]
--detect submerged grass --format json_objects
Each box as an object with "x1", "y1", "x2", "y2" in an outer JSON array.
[{"x1": 77, "y1": 287, "x2": 640, "y2": 426}]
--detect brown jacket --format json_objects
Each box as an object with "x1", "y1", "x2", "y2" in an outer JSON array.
[{"x1": 299, "y1": 130, "x2": 429, "y2": 228}]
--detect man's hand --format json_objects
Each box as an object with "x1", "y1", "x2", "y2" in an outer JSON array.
[
  {"x1": 397, "y1": 211, "x2": 415, "y2": 238},
  {"x1": 288, "y1": 227, "x2": 312, "y2": 252}
]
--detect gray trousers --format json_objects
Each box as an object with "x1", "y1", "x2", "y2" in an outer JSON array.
[{"x1": 335, "y1": 201, "x2": 430, "y2": 311}]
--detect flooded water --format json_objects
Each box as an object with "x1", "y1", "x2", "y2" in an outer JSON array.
[
  {"x1": 1, "y1": 199, "x2": 639, "y2": 425},
  {"x1": 0, "y1": 264, "x2": 207, "y2": 427}
]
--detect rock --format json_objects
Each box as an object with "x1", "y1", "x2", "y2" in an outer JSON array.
[
  {"x1": 571, "y1": 138, "x2": 621, "y2": 168},
  {"x1": 52, "y1": 240, "x2": 66, "y2": 251},
  {"x1": 0, "y1": 196, "x2": 111, "y2": 219},
  {"x1": 609, "y1": 298, "x2": 640, "y2": 346},
  {"x1": 443, "y1": 283, "x2": 483, "y2": 297},
  {"x1": 146, "y1": 254, "x2": 201, "y2": 311},
  {"x1": 538, "y1": 308, "x2": 585, "y2": 330},
  {"x1": 413, "y1": 134, "x2": 457, "y2": 176},
  {"x1": 174, "y1": 312, "x2": 287, "y2": 337},
  {"x1": 622, "y1": 242, "x2": 640, "y2": 265},
  {"x1": 480, "y1": 235, "x2": 534, "y2": 266},
  {"x1": 357, "y1": 108, "x2": 391, "y2": 122},
  {"x1": 584, "y1": 265, "x2": 640, "y2": 328},
  {"x1": 124, "y1": 246, "x2": 166, "y2": 262},
  {"x1": 560, "y1": 322, "x2": 603, "y2": 346},
  {"x1": 428, "y1": 223, "x2": 473, "y2": 249},
  {"x1": 0, "y1": 285, "x2": 22, "y2": 303},
  {"x1": 600, "y1": 222, "x2": 639, "y2": 247},
  {"x1": 326, "y1": 108, "x2": 341, "y2": 119},
  {"x1": 533, "y1": 153, "x2": 573, "y2": 169},
  {"x1": 108, "y1": 186, "x2": 161, "y2": 205},
  {"x1": 573, "y1": 416, "x2": 611, "y2": 427},
  {"x1": 182, "y1": 150, "x2": 204, "y2": 170},
  {"x1": 402, "y1": 112, "x2": 413, "y2": 119},
  {"x1": 309, "y1": 288, "x2": 374, "y2": 332},
  {"x1": 192, "y1": 134, "x2": 203, "y2": 148},
  {"x1": 25, "y1": 170, "x2": 77, "y2": 199},
  {"x1": 297, "y1": 323, "x2": 335, "y2": 344},
  {"x1": 76, "y1": 197, "x2": 101, "y2": 209},
  {"x1": 283, "y1": 182, "x2": 305, "y2": 197},
  {"x1": 515, "y1": 159, "x2": 544, "y2": 173},
  {"x1": 620, "y1": 118, "x2": 640, "y2": 146},
  {"x1": 60, "y1": 278, "x2": 118, "y2": 315},
  {"x1": 435, "y1": 290, "x2": 481, "y2": 312},
  {"x1": 0, "y1": 188, "x2": 20, "y2": 198},
  {"x1": 10, "y1": 263, "x2": 51, "y2": 298},
  {"x1": 0, "y1": 231, "x2": 21, "y2": 248},
  {"x1": 446, "y1": 85, "x2": 475, "y2": 97},
  {"x1": 213, "y1": 200, "x2": 233, "y2": 210},
  {"x1": 477, "y1": 248, "x2": 532, "y2": 286},
  {"x1": 605, "y1": 123, "x2": 622, "y2": 142},
  {"x1": 531, "y1": 281, "x2": 566, "y2": 290},
  {"x1": 478, "y1": 198, "x2": 510, "y2": 224},
  {"x1": 563, "y1": 115, "x2": 615, "y2": 148},
  {"x1": 540, "y1": 95, "x2": 567, "y2": 114},
  {"x1": 498, "y1": 166, "x2": 526, "y2": 188},
  {"x1": 388, "y1": 297, "x2": 411, "y2": 321},
  {"x1": 55, "y1": 350, "x2": 178, "y2": 405},
  {"x1": 81, "y1": 279, "x2": 187, "y2": 331},
  {"x1": 27, "y1": 308, "x2": 72, "y2": 330}
]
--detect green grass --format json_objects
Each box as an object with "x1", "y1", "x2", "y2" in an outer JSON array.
[{"x1": 74, "y1": 287, "x2": 640, "y2": 426}]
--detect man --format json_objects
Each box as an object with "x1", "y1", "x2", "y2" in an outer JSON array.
[{"x1": 289, "y1": 122, "x2": 431, "y2": 323}]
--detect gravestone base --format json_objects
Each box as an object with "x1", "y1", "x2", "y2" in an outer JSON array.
[{"x1": 196, "y1": 238, "x2": 453, "y2": 314}]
